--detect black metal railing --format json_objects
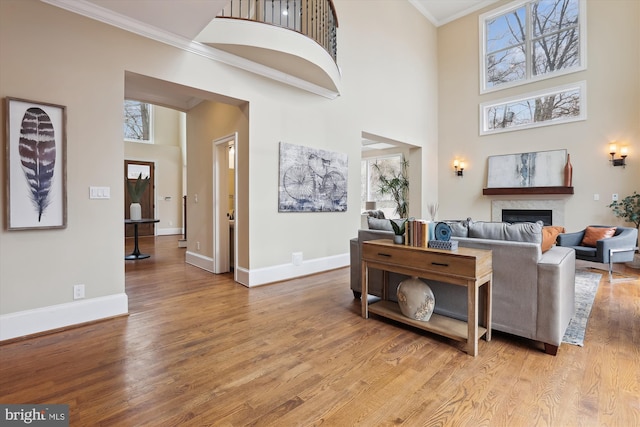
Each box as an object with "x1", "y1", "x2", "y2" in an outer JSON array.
[{"x1": 217, "y1": 0, "x2": 338, "y2": 62}]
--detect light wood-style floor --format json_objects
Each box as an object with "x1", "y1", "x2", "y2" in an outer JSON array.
[{"x1": 1, "y1": 235, "x2": 639, "y2": 426}]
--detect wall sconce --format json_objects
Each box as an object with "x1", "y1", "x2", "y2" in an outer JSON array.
[
  {"x1": 609, "y1": 143, "x2": 628, "y2": 168},
  {"x1": 453, "y1": 160, "x2": 465, "y2": 177}
]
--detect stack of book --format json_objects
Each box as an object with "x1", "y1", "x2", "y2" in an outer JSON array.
[{"x1": 404, "y1": 219, "x2": 432, "y2": 247}]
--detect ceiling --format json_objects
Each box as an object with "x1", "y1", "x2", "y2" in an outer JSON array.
[
  {"x1": 71, "y1": 0, "x2": 500, "y2": 40},
  {"x1": 409, "y1": 0, "x2": 499, "y2": 26},
  {"x1": 46, "y1": 0, "x2": 499, "y2": 148}
]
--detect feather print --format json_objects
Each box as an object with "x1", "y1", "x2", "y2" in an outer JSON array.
[{"x1": 19, "y1": 107, "x2": 56, "y2": 222}]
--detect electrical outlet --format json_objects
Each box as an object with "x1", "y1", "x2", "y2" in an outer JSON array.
[
  {"x1": 593, "y1": 194, "x2": 600, "y2": 201},
  {"x1": 196, "y1": 241, "x2": 201, "y2": 251},
  {"x1": 73, "y1": 284, "x2": 85, "y2": 300},
  {"x1": 292, "y1": 252, "x2": 303, "y2": 266},
  {"x1": 612, "y1": 193, "x2": 619, "y2": 201}
]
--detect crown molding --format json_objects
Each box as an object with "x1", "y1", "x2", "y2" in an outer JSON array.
[{"x1": 41, "y1": 0, "x2": 340, "y2": 99}]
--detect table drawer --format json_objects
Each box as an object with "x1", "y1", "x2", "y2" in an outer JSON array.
[{"x1": 362, "y1": 243, "x2": 476, "y2": 278}]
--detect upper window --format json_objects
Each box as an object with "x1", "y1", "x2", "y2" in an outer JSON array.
[
  {"x1": 123, "y1": 100, "x2": 152, "y2": 143},
  {"x1": 480, "y1": 0, "x2": 585, "y2": 93},
  {"x1": 480, "y1": 81, "x2": 586, "y2": 135}
]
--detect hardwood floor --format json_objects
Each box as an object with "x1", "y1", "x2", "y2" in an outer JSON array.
[{"x1": 1, "y1": 236, "x2": 639, "y2": 426}]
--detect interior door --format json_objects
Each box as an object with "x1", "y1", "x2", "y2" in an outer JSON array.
[{"x1": 125, "y1": 160, "x2": 155, "y2": 237}]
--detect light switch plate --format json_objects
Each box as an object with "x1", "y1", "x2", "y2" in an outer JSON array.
[{"x1": 89, "y1": 186, "x2": 110, "y2": 199}]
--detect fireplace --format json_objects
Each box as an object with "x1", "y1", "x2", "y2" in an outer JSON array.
[
  {"x1": 502, "y1": 209, "x2": 552, "y2": 226},
  {"x1": 491, "y1": 200, "x2": 565, "y2": 226}
]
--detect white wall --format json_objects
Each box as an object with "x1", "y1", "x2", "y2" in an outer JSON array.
[
  {"x1": 0, "y1": 0, "x2": 438, "y2": 337},
  {"x1": 437, "y1": 0, "x2": 640, "y2": 230}
]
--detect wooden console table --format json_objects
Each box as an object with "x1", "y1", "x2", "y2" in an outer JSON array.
[{"x1": 361, "y1": 239, "x2": 493, "y2": 356}]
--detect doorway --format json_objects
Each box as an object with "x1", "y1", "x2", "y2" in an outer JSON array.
[
  {"x1": 213, "y1": 133, "x2": 237, "y2": 276},
  {"x1": 124, "y1": 160, "x2": 155, "y2": 237}
]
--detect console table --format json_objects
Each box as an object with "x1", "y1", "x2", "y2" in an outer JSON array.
[{"x1": 361, "y1": 239, "x2": 492, "y2": 356}]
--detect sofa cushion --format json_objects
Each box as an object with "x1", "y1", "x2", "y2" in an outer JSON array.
[
  {"x1": 367, "y1": 217, "x2": 393, "y2": 231},
  {"x1": 541, "y1": 226, "x2": 565, "y2": 253},
  {"x1": 581, "y1": 226, "x2": 616, "y2": 247},
  {"x1": 468, "y1": 221, "x2": 543, "y2": 244}
]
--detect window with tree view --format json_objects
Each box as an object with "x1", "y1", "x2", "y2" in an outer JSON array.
[
  {"x1": 481, "y1": 0, "x2": 584, "y2": 92},
  {"x1": 480, "y1": 81, "x2": 585, "y2": 135},
  {"x1": 361, "y1": 154, "x2": 404, "y2": 218},
  {"x1": 123, "y1": 100, "x2": 152, "y2": 142}
]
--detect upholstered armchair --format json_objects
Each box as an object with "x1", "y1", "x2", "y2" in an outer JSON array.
[{"x1": 557, "y1": 225, "x2": 638, "y2": 272}]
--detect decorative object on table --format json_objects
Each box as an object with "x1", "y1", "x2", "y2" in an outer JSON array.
[
  {"x1": 126, "y1": 172, "x2": 150, "y2": 221},
  {"x1": 428, "y1": 222, "x2": 458, "y2": 250},
  {"x1": 427, "y1": 203, "x2": 439, "y2": 221},
  {"x1": 563, "y1": 153, "x2": 573, "y2": 187},
  {"x1": 487, "y1": 149, "x2": 567, "y2": 188},
  {"x1": 278, "y1": 142, "x2": 348, "y2": 212},
  {"x1": 5, "y1": 97, "x2": 67, "y2": 230},
  {"x1": 397, "y1": 276, "x2": 435, "y2": 321},
  {"x1": 390, "y1": 218, "x2": 408, "y2": 244},
  {"x1": 607, "y1": 191, "x2": 640, "y2": 268},
  {"x1": 372, "y1": 158, "x2": 409, "y2": 219}
]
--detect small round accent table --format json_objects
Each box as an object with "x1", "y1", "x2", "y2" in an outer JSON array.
[{"x1": 124, "y1": 218, "x2": 159, "y2": 260}]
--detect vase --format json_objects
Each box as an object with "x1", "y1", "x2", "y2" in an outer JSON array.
[
  {"x1": 564, "y1": 153, "x2": 573, "y2": 187},
  {"x1": 130, "y1": 202, "x2": 142, "y2": 220},
  {"x1": 393, "y1": 234, "x2": 404, "y2": 244},
  {"x1": 397, "y1": 276, "x2": 435, "y2": 321}
]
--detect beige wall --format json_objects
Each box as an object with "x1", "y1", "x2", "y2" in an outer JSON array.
[
  {"x1": 0, "y1": 0, "x2": 434, "y2": 336},
  {"x1": 437, "y1": 0, "x2": 640, "y2": 230},
  {"x1": 125, "y1": 106, "x2": 184, "y2": 234},
  {"x1": 186, "y1": 100, "x2": 249, "y2": 268}
]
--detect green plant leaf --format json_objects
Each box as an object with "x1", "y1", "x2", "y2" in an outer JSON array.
[{"x1": 126, "y1": 172, "x2": 150, "y2": 203}]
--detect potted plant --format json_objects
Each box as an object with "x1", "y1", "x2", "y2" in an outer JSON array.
[
  {"x1": 126, "y1": 173, "x2": 150, "y2": 220},
  {"x1": 390, "y1": 218, "x2": 408, "y2": 244},
  {"x1": 373, "y1": 159, "x2": 409, "y2": 219},
  {"x1": 608, "y1": 191, "x2": 640, "y2": 268}
]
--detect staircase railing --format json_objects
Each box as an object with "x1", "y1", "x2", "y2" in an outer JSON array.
[{"x1": 216, "y1": 0, "x2": 338, "y2": 62}]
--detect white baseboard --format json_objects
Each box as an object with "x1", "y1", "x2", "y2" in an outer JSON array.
[
  {"x1": 184, "y1": 251, "x2": 348, "y2": 288},
  {"x1": 185, "y1": 251, "x2": 214, "y2": 272},
  {"x1": 247, "y1": 253, "x2": 349, "y2": 287},
  {"x1": 0, "y1": 293, "x2": 128, "y2": 341},
  {"x1": 157, "y1": 227, "x2": 183, "y2": 236}
]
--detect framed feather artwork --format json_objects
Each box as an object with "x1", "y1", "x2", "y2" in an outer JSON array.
[{"x1": 5, "y1": 97, "x2": 67, "y2": 230}]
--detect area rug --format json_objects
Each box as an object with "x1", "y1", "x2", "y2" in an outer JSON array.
[{"x1": 562, "y1": 269, "x2": 602, "y2": 346}]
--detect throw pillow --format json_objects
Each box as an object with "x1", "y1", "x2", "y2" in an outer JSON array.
[
  {"x1": 581, "y1": 226, "x2": 616, "y2": 247},
  {"x1": 541, "y1": 226, "x2": 564, "y2": 252}
]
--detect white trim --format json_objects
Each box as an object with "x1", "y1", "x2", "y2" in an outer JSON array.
[
  {"x1": 185, "y1": 250, "x2": 214, "y2": 273},
  {"x1": 479, "y1": 0, "x2": 587, "y2": 94},
  {"x1": 157, "y1": 227, "x2": 183, "y2": 236},
  {"x1": 0, "y1": 294, "x2": 128, "y2": 341},
  {"x1": 42, "y1": 0, "x2": 340, "y2": 99},
  {"x1": 479, "y1": 81, "x2": 587, "y2": 135},
  {"x1": 246, "y1": 253, "x2": 349, "y2": 287}
]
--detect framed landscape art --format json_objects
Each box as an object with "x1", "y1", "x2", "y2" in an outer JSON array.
[{"x1": 5, "y1": 97, "x2": 67, "y2": 230}]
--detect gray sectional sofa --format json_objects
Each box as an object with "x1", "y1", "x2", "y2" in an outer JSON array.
[{"x1": 350, "y1": 219, "x2": 576, "y2": 355}]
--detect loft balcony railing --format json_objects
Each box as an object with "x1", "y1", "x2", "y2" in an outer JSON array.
[{"x1": 217, "y1": 0, "x2": 338, "y2": 62}]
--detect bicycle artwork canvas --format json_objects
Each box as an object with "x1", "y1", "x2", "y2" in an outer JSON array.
[{"x1": 278, "y1": 142, "x2": 348, "y2": 212}]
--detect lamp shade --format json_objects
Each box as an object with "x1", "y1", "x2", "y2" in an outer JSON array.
[{"x1": 365, "y1": 201, "x2": 377, "y2": 210}]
